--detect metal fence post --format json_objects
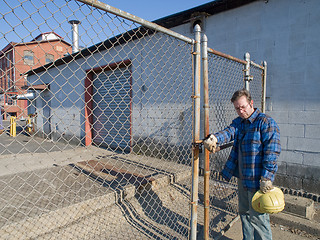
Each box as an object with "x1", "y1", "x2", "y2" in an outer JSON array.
[
  {"x1": 244, "y1": 52, "x2": 252, "y2": 91},
  {"x1": 262, "y1": 61, "x2": 267, "y2": 113},
  {"x1": 190, "y1": 24, "x2": 201, "y2": 240},
  {"x1": 201, "y1": 34, "x2": 210, "y2": 240}
]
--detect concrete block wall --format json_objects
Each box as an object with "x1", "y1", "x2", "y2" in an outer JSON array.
[{"x1": 175, "y1": 0, "x2": 320, "y2": 194}]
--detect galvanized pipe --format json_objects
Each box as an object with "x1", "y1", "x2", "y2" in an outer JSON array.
[
  {"x1": 190, "y1": 24, "x2": 201, "y2": 240},
  {"x1": 250, "y1": 60, "x2": 264, "y2": 69},
  {"x1": 207, "y1": 47, "x2": 247, "y2": 65},
  {"x1": 75, "y1": 0, "x2": 194, "y2": 44},
  {"x1": 244, "y1": 52, "x2": 251, "y2": 91},
  {"x1": 69, "y1": 20, "x2": 81, "y2": 53},
  {"x1": 207, "y1": 48, "x2": 264, "y2": 69},
  {"x1": 262, "y1": 61, "x2": 267, "y2": 113},
  {"x1": 202, "y1": 34, "x2": 210, "y2": 240}
]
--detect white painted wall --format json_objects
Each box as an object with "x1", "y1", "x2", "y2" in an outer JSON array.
[{"x1": 27, "y1": 33, "x2": 194, "y2": 152}]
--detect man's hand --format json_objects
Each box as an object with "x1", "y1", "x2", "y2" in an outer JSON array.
[
  {"x1": 260, "y1": 177, "x2": 273, "y2": 193},
  {"x1": 203, "y1": 134, "x2": 217, "y2": 153}
]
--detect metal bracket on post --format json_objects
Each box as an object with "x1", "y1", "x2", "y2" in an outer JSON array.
[
  {"x1": 192, "y1": 140, "x2": 203, "y2": 153},
  {"x1": 245, "y1": 74, "x2": 253, "y2": 82}
]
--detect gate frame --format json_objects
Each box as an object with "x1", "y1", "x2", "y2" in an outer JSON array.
[{"x1": 202, "y1": 37, "x2": 267, "y2": 239}]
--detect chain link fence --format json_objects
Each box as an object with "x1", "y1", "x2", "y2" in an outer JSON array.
[
  {"x1": 201, "y1": 48, "x2": 265, "y2": 239},
  {"x1": 0, "y1": 0, "x2": 265, "y2": 239}
]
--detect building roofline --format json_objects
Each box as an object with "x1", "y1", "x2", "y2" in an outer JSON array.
[
  {"x1": 25, "y1": 27, "x2": 154, "y2": 77},
  {"x1": 26, "y1": 0, "x2": 258, "y2": 76},
  {"x1": 153, "y1": 0, "x2": 258, "y2": 28},
  {"x1": 14, "y1": 38, "x2": 71, "y2": 47},
  {"x1": 1, "y1": 38, "x2": 71, "y2": 58},
  {"x1": 0, "y1": 42, "x2": 16, "y2": 57},
  {"x1": 31, "y1": 31, "x2": 65, "y2": 42}
]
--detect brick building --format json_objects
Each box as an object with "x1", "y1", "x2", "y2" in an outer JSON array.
[{"x1": 0, "y1": 32, "x2": 71, "y2": 119}]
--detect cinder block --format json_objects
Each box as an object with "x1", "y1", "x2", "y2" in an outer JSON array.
[
  {"x1": 280, "y1": 136, "x2": 288, "y2": 150},
  {"x1": 305, "y1": 100, "x2": 319, "y2": 111},
  {"x1": 286, "y1": 163, "x2": 307, "y2": 178},
  {"x1": 302, "y1": 178, "x2": 320, "y2": 195},
  {"x1": 283, "y1": 194, "x2": 315, "y2": 220},
  {"x1": 305, "y1": 124, "x2": 320, "y2": 139},
  {"x1": 276, "y1": 161, "x2": 287, "y2": 174},
  {"x1": 288, "y1": 137, "x2": 320, "y2": 153},
  {"x1": 271, "y1": 100, "x2": 304, "y2": 111},
  {"x1": 279, "y1": 150, "x2": 303, "y2": 165},
  {"x1": 278, "y1": 123, "x2": 304, "y2": 138},
  {"x1": 303, "y1": 152, "x2": 320, "y2": 167},
  {"x1": 289, "y1": 111, "x2": 320, "y2": 125},
  {"x1": 274, "y1": 174, "x2": 302, "y2": 190},
  {"x1": 265, "y1": 111, "x2": 288, "y2": 124},
  {"x1": 285, "y1": 163, "x2": 320, "y2": 182}
]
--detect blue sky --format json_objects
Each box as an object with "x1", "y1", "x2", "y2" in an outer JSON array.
[
  {"x1": 106, "y1": 0, "x2": 213, "y2": 21},
  {"x1": 0, "y1": 0, "x2": 213, "y2": 49}
]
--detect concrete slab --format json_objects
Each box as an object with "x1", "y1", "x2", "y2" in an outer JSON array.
[
  {"x1": 283, "y1": 194, "x2": 315, "y2": 220},
  {"x1": 0, "y1": 147, "x2": 194, "y2": 239},
  {"x1": 270, "y1": 211, "x2": 320, "y2": 238},
  {"x1": 2, "y1": 143, "x2": 318, "y2": 239},
  {"x1": 220, "y1": 197, "x2": 320, "y2": 240},
  {"x1": 220, "y1": 216, "x2": 320, "y2": 240}
]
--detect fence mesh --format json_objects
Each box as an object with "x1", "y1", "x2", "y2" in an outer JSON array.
[
  {"x1": 249, "y1": 64, "x2": 264, "y2": 110},
  {"x1": 203, "y1": 50, "x2": 264, "y2": 238},
  {"x1": 0, "y1": 0, "x2": 264, "y2": 239},
  {"x1": 1, "y1": 1, "x2": 194, "y2": 239}
]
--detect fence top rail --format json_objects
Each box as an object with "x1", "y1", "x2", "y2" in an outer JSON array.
[
  {"x1": 207, "y1": 47, "x2": 247, "y2": 64},
  {"x1": 207, "y1": 47, "x2": 265, "y2": 69},
  {"x1": 250, "y1": 61, "x2": 264, "y2": 70},
  {"x1": 76, "y1": 0, "x2": 195, "y2": 45}
]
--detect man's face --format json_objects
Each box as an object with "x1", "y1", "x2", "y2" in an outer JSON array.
[{"x1": 233, "y1": 96, "x2": 254, "y2": 119}]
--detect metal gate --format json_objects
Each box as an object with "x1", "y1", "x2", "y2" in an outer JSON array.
[
  {"x1": 200, "y1": 36, "x2": 266, "y2": 239},
  {"x1": 0, "y1": 0, "x2": 265, "y2": 239}
]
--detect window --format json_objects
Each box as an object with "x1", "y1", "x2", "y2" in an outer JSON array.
[
  {"x1": 24, "y1": 50, "x2": 34, "y2": 65},
  {"x1": 45, "y1": 54, "x2": 54, "y2": 64},
  {"x1": 7, "y1": 73, "x2": 10, "y2": 89},
  {"x1": 6, "y1": 53, "x2": 10, "y2": 68}
]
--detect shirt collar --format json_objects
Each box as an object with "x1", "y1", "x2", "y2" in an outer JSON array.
[{"x1": 245, "y1": 108, "x2": 261, "y2": 123}]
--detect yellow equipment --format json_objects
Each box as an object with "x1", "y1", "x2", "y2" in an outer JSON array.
[
  {"x1": 26, "y1": 115, "x2": 33, "y2": 133},
  {"x1": 10, "y1": 116, "x2": 16, "y2": 137},
  {"x1": 252, "y1": 187, "x2": 285, "y2": 214}
]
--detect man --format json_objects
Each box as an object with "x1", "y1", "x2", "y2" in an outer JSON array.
[{"x1": 203, "y1": 89, "x2": 281, "y2": 240}]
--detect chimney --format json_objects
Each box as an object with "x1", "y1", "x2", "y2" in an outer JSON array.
[{"x1": 69, "y1": 20, "x2": 81, "y2": 53}]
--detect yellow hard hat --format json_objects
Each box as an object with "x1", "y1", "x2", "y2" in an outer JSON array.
[{"x1": 251, "y1": 187, "x2": 285, "y2": 214}]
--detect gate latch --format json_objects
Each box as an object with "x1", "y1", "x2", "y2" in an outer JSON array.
[{"x1": 192, "y1": 140, "x2": 203, "y2": 153}]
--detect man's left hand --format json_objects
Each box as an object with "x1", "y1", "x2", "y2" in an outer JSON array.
[{"x1": 260, "y1": 177, "x2": 273, "y2": 193}]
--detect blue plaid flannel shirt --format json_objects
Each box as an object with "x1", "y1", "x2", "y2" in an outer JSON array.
[{"x1": 214, "y1": 108, "x2": 281, "y2": 192}]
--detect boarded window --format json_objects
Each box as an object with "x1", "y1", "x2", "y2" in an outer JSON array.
[
  {"x1": 24, "y1": 50, "x2": 34, "y2": 65},
  {"x1": 45, "y1": 53, "x2": 54, "y2": 64}
]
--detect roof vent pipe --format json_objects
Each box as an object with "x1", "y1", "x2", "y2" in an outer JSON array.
[{"x1": 69, "y1": 20, "x2": 81, "y2": 53}]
